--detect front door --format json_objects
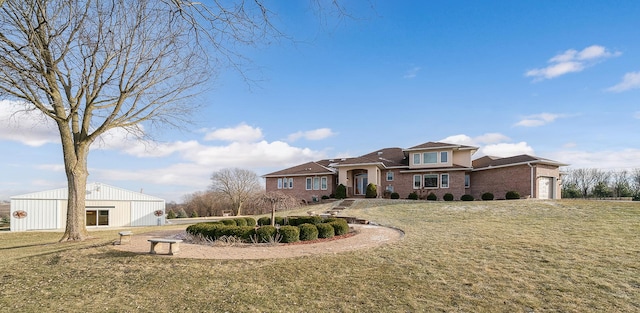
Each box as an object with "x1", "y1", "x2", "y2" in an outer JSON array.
[{"x1": 355, "y1": 173, "x2": 368, "y2": 195}]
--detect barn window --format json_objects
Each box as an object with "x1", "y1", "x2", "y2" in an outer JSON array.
[{"x1": 86, "y1": 208, "x2": 110, "y2": 226}]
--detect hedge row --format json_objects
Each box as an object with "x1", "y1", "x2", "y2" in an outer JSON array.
[{"x1": 186, "y1": 218, "x2": 350, "y2": 243}]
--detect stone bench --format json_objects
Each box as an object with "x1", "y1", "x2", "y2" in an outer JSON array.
[
  {"x1": 118, "y1": 231, "x2": 133, "y2": 245},
  {"x1": 148, "y1": 238, "x2": 183, "y2": 255}
]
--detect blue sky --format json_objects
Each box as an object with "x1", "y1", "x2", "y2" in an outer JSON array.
[{"x1": 1, "y1": 1, "x2": 639, "y2": 202}]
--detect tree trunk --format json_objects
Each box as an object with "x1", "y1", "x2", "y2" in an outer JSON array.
[
  {"x1": 270, "y1": 202, "x2": 276, "y2": 227},
  {"x1": 59, "y1": 128, "x2": 91, "y2": 241}
]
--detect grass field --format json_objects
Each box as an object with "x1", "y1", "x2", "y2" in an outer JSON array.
[{"x1": 0, "y1": 200, "x2": 638, "y2": 312}]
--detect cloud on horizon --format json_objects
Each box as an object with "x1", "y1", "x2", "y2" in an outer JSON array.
[
  {"x1": 606, "y1": 71, "x2": 640, "y2": 92},
  {"x1": 287, "y1": 128, "x2": 336, "y2": 142},
  {"x1": 525, "y1": 45, "x2": 621, "y2": 81}
]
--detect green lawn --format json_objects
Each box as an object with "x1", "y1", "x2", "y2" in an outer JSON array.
[{"x1": 1, "y1": 200, "x2": 638, "y2": 312}]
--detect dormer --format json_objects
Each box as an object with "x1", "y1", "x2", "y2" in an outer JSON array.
[{"x1": 404, "y1": 142, "x2": 478, "y2": 169}]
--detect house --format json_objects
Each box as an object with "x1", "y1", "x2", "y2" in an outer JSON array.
[
  {"x1": 263, "y1": 141, "x2": 568, "y2": 202},
  {"x1": 10, "y1": 182, "x2": 165, "y2": 231}
]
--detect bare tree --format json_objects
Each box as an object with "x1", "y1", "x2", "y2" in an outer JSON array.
[
  {"x1": 611, "y1": 170, "x2": 631, "y2": 198},
  {"x1": 631, "y1": 169, "x2": 640, "y2": 198},
  {"x1": 571, "y1": 168, "x2": 598, "y2": 198},
  {"x1": 0, "y1": 0, "x2": 284, "y2": 241},
  {"x1": 258, "y1": 191, "x2": 299, "y2": 226},
  {"x1": 210, "y1": 168, "x2": 263, "y2": 216}
]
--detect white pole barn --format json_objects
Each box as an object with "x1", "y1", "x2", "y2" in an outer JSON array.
[{"x1": 10, "y1": 182, "x2": 165, "y2": 231}]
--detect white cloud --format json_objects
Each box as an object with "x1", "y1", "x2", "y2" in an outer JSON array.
[
  {"x1": 525, "y1": 45, "x2": 621, "y2": 81},
  {"x1": 287, "y1": 128, "x2": 336, "y2": 142},
  {"x1": 606, "y1": 71, "x2": 640, "y2": 93},
  {"x1": 403, "y1": 66, "x2": 421, "y2": 79},
  {"x1": 515, "y1": 113, "x2": 566, "y2": 127},
  {"x1": 482, "y1": 142, "x2": 535, "y2": 157},
  {"x1": 0, "y1": 100, "x2": 59, "y2": 146},
  {"x1": 440, "y1": 133, "x2": 534, "y2": 158},
  {"x1": 203, "y1": 123, "x2": 263, "y2": 142},
  {"x1": 548, "y1": 148, "x2": 640, "y2": 170}
]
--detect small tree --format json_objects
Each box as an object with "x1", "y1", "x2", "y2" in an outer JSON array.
[
  {"x1": 365, "y1": 183, "x2": 377, "y2": 198},
  {"x1": 335, "y1": 184, "x2": 347, "y2": 199},
  {"x1": 166, "y1": 210, "x2": 177, "y2": 219},
  {"x1": 177, "y1": 208, "x2": 188, "y2": 218},
  {"x1": 259, "y1": 192, "x2": 298, "y2": 227}
]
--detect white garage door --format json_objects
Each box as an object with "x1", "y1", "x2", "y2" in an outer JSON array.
[{"x1": 538, "y1": 177, "x2": 553, "y2": 199}]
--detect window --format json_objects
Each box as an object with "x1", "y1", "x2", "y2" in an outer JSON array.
[
  {"x1": 386, "y1": 172, "x2": 394, "y2": 181},
  {"x1": 313, "y1": 177, "x2": 320, "y2": 190},
  {"x1": 423, "y1": 152, "x2": 437, "y2": 164},
  {"x1": 465, "y1": 174, "x2": 470, "y2": 188},
  {"x1": 413, "y1": 175, "x2": 422, "y2": 189},
  {"x1": 321, "y1": 177, "x2": 328, "y2": 190},
  {"x1": 277, "y1": 178, "x2": 283, "y2": 189},
  {"x1": 386, "y1": 185, "x2": 394, "y2": 192},
  {"x1": 413, "y1": 153, "x2": 421, "y2": 165},
  {"x1": 288, "y1": 178, "x2": 293, "y2": 189},
  {"x1": 441, "y1": 174, "x2": 449, "y2": 188},
  {"x1": 440, "y1": 151, "x2": 448, "y2": 163},
  {"x1": 306, "y1": 177, "x2": 312, "y2": 190},
  {"x1": 86, "y1": 209, "x2": 110, "y2": 226},
  {"x1": 423, "y1": 174, "x2": 438, "y2": 188}
]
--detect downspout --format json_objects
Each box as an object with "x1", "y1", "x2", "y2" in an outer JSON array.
[{"x1": 527, "y1": 163, "x2": 534, "y2": 198}]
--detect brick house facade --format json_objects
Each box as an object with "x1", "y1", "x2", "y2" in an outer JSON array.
[{"x1": 263, "y1": 141, "x2": 567, "y2": 202}]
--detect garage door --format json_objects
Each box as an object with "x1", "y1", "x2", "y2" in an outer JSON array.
[{"x1": 538, "y1": 177, "x2": 553, "y2": 199}]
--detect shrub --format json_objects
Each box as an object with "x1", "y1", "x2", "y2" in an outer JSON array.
[
  {"x1": 257, "y1": 217, "x2": 270, "y2": 226},
  {"x1": 215, "y1": 226, "x2": 254, "y2": 241},
  {"x1": 408, "y1": 192, "x2": 419, "y2": 200},
  {"x1": 321, "y1": 195, "x2": 330, "y2": 200},
  {"x1": 166, "y1": 209, "x2": 176, "y2": 219},
  {"x1": 335, "y1": 184, "x2": 347, "y2": 199},
  {"x1": 365, "y1": 183, "x2": 377, "y2": 198},
  {"x1": 443, "y1": 193, "x2": 454, "y2": 201},
  {"x1": 460, "y1": 194, "x2": 474, "y2": 201},
  {"x1": 288, "y1": 216, "x2": 322, "y2": 226},
  {"x1": 329, "y1": 219, "x2": 349, "y2": 236},
  {"x1": 481, "y1": 192, "x2": 494, "y2": 201},
  {"x1": 316, "y1": 223, "x2": 335, "y2": 238},
  {"x1": 177, "y1": 208, "x2": 188, "y2": 218},
  {"x1": 221, "y1": 219, "x2": 237, "y2": 226},
  {"x1": 234, "y1": 218, "x2": 247, "y2": 227},
  {"x1": 505, "y1": 191, "x2": 520, "y2": 200},
  {"x1": 299, "y1": 223, "x2": 319, "y2": 241},
  {"x1": 255, "y1": 226, "x2": 277, "y2": 243},
  {"x1": 278, "y1": 225, "x2": 300, "y2": 243},
  {"x1": 190, "y1": 211, "x2": 199, "y2": 218},
  {"x1": 244, "y1": 217, "x2": 256, "y2": 227},
  {"x1": 390, "y1": 192, "x2": 400, "y2": 199},
  {"x1": 426, "y1": 192, "x2": 437, "y2": 201},
  {"x1": 274, "y1": 216, "x2": 285, "y2": 226}
]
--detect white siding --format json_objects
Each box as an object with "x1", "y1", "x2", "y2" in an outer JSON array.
[
  {"x1": 10, "y1": 199, "x2": 60, "y2": 231},
  {"x1": 130, "y1": 201, "x2": 165, "y2": 226},
  {"x1": 12, "y1": 183, "x2": 163, "y2": 201}
]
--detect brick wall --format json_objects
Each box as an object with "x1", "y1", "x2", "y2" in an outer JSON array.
[
  {"x1": 383, "y1": 170, "x2": 468, "y2": 200},
  {"x1": 470, "y1": 165, "x2": 532, "y2": 199},
  {"x1": 265, "y1": 175, "x2": 336, "y2": 202}
]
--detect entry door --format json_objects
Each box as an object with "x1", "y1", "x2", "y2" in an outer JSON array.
[
  {"x1": 538, "y1": 177, "x2": 553, "y2": 199},
  {"x1": 355, "y1": 173, "x2": 368, "y2": 195}
]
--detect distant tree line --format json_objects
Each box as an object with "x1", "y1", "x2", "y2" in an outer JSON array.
[{"x1": 562, "y1": 168, "x2": 640, "y2": 200}]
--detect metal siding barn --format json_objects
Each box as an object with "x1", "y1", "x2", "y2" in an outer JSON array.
[{"x1": 10, "y1": 183, "x2": 165, "y2": 231}]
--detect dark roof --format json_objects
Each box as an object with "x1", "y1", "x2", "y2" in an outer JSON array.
[
  {"x1": 334, "y1": 147, "x2": 408, "y2": 168},
  {"x1": 406, "y1": 141, "x2": 478, "y2": 151},
  {"x1": 472, "y1": 155, "x2": 568, "y2": 169},
  {"x1": 262, "y1": 161, "x2": 335, "y2": 177}
]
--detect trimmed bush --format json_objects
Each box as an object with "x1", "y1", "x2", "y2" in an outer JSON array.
[
  {"x1": 274, "y1": 216, "x2": 285, "y2": 226},
  {"x1": 505, "y1": 191, "x2": 520, "y2": 200},
  {"x1": 443, "y1": 193, "x2": 454, "y2": 201},
  {"x1": 299, "y1": 223, "x2": 319, "y2": 241},
  {"x1": 221, "y1": 219, "x2": 237, "y2": 226},
  {"x1": 215, "y1": 226, "x2": 254, "y2": 241},
  {"x1": 255, "y1": 226, "x2": 277, "y2": 243},
  {"x1": 365, "y1": 183, "x2": 377, "y2": 198},
  {"x1": 257, "y1": 217, "x2": 270, "y2": 226},
  {"x1": 390, "y1": 192, "x2": 400, "y2": 199},
  {"x1": 278, "y1": 225, "x2": 300, "y2": 243},
  {"x1": 234, "y1": 218, "x2": 247, "y2": 227},
  {"x1": 288, "y1": 216, "x2": 322, "y2": 226},
  {"x1": 321, "y1": 195, "x2": 330, "y2": 200},
  {"x1": 186, "y1": 222, "x2": 224, "y2": 239},
  {"x1": 335, "y1": 184, "x2": 347, "y2": 199},
  {"x1": 244, "y1": 217, "x2": 256, "y2": 227},
  {"x1": 329, "y1": 219, "x2": 349, "y2": 236},
  {"x1": 426, "y1": 192, "x2": 437, "y2": 201},
  {"x1": 316, "y1": 223, "x2": 335, "y2": 238},
  {"x1": 481, "y1": 192, "x2": 494, "y2": 201},
  {"x1": 460, "y1": 194, "x2": 474, "y2": 201},
  {"x1": 408, "y1": 192, "x2": 419, "y2": 200}
]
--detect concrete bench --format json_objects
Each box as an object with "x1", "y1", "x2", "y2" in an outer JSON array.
[
  {"x1": 148, "y1": 238, "x2": 183, "y2": 255},
  {"x1": 118, "y1": 231, "x2": 133, "y2": 245}
]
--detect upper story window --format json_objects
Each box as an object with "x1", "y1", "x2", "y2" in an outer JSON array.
[
  {"x1": 440, "y1": 151, "x2": 448, "y2": 163},
  {"x1": 386, "y1": 172, "x2": 394, "y2": 181},
  {"x1": 413, "y1": 153, "x2": 421, "y2": 165},
  {"x1": 423, "y1": 152, "x2": 438, "y2": 164}
]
